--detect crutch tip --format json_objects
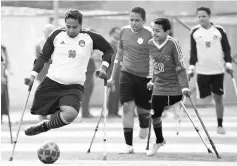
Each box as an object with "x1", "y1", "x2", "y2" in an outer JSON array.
[
  {"x1": 9, "y1": 157, "x2": 13, "y2": 161},
  {"x1": 207, "y1": 148, "x2": 212, "y2": 153},
  {"x1": 87, "y1": 149, "x2": 91, "y2": 153},
  {"x1": 217, "y1": 155, "x2": 221, "y2": 159}
]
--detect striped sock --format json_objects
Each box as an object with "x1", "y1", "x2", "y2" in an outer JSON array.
[{"x1": 44, "y1": 111, "x2": 70, "y2": 130}]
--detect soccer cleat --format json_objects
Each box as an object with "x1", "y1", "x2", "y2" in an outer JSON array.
[
  {"x1": 217, "y1": 126, "x2": 226, "y2": 134},
  {"x1": 25, "y1": 120, "x2": 49, "y2": 136},
  {"x1": 138, "y1": 127, "x2": 149, "y2": 139},
  {"x1": 118, "y1": 144, "x2": 134, "y2": 154},
  {"x1": 146, "y1": 140, "x2": 166, "y2": 156}
]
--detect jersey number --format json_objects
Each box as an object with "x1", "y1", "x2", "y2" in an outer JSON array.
[
  {"x1": 68, "y1": 50, "x2": 76, "y2": 58},
  {"x1": 154, "y1": 62, "x2": 164, "y2": 74}
]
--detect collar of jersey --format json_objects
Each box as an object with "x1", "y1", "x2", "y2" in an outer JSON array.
[{"x1": 152, "y1": 35, "x2": 170, "y2": 49}]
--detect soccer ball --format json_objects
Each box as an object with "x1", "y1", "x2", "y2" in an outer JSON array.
[{"x1": 37, "y1": 141, "x2": 60, "y2": 164}]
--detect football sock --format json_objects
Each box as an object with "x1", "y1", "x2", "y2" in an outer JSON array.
[
  {"x1": 217, "y1": 118, "x2": 223, "y2": 127},
  {"x1": 124, "y1": 128, "x2": 133, "y2": 146},
  {"x1": 152, "y1": 117, "x2": 164, "y2": 143},
  {"x1": 44, "y1": 111, "x2": 70, "y2": 130}
]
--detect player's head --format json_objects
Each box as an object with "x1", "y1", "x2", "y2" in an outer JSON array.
[
  {"x1": 151, "y1": 17, "x2": 171, "y2": 41},
  {"x1": 109, "y1": 27, "x2": 120, "y2": 40},
  {"x1": 65, "y1": 9, "x2": 83, "y2": 38},
  {"x1": 129, "y1": 7, "x2": 146, "y2": 32},
  {"x1": 196, "y1": 7, "x2": 211, "y2": 27},
  {"x1": 43, "y1": 24, "x2": 54, "y2": 38}
]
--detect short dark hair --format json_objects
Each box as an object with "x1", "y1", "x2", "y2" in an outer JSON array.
[
  {"x1": 131, "y1": 7, "x2": 146, "y2": 20},
  {"x1": 196, "y1": 7, "x2": 211, "y2": 15},
  {"x1": 109, "y1": 27, "x2": 120, "y2": 36},
  {"x1": 65, "y1": 9, "x2": 83, "y2": 24},
  {"x1": 153, "y1": 17, "x2": 171, "y2": 32}
]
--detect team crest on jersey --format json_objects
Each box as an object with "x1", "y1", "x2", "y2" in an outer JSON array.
[
  {"x1": 137, "y1": 37, "x2": 143, "y2": 44},
  {"x1": 213, "y1": 35, "x2": 218, "y2": 40},
  {"x1": 79, "y1": 40, "x2": 85, "y2": 47},
  {"x1": 164, "y1": 55, "x2": 171, "y2": 61}
]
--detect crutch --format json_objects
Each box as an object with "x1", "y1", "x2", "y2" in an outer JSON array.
[
  {"x1": 176, "y1": 96, "x2": 186, "y2": 135},
  {"x1": 102, "y1": 78, "x2": 108, "y2": 160},
  {"x1": 87, "y1": 87, "x2": 110, "y2": 154},
  {"x1": 9, "y1": 78, "x2": 34, "y2": 161},
  {"x1": 188, "y1": 96, "x2": 221, "y2": 159},
  {"x1": 146, "y1": 106, "x2": 154, "y2": 150},
  {"x1": 180, "y1": 101, "x2": 212, "y2": 153},
  {"x1": 3, "y1": 81, "x2": 13, "y2": 143},
  {"x1": 230, "y1": 72, "x2": 237, "y2": 97},
  {"x1": 176, "y1": 75, "x2": 192, "y2": 135}
]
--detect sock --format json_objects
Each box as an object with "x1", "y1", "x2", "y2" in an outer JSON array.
[
  {"x1": 217, "y1": 118, "x2": 223, "y2": 127},
  {"x1": 44, "y1": 111, "x2": 70, "y2": 130},
  {"x1": 123, "y1": 128, "x2": 133, "y2": 146},
  {"x1": 138, "y1": 113, "x2": 150, "y2": 128},
  {"x1": 153, "y1": 118, "x2": 164, "y2": 143}
]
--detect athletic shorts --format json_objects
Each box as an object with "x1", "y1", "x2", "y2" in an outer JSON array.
[
  {"x1": 152, "y1": 95, "x2": 183, "y2": 118},
  {"x1": 31, "y1": 77, "x2": 83, "y2": 116},
  {"x1": 197, "y1": 74, "x2": 224, "y2": 98},
  {"x1": 120, "y1": 71, "x2": 152, "y2": 110}
]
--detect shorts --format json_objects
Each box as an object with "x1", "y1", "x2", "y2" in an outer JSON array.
[
  {"x1": 197, "y1": 74, "x2": 224, "y2": 98},
  {"x1": 152, "y1": 95, "x2": 183, "y2": 118},
  {"x1": 31, "y1": 77, "x2": 83, "y2": 116},
  {"x1": 120, "y1": 71, "x2": 152, "y2": 110}
]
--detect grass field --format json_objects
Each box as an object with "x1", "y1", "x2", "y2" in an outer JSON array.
[{"x1": 1, "y1": 106, "x2": 237, "y2": 166}]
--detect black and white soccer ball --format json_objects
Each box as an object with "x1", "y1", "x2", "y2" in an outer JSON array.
[{"x1": 37, "y1": 141, "x2": 60, "y2": 164}]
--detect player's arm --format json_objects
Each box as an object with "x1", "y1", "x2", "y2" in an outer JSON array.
[
  {"x1": 31, "y1": 33, "x2": 55, "y2": 77},
  {"x1": 218, "y1": 26, "x2": 232, "y2": 73},
  {"x1": 172, "y1": 40, "x2": 190, "y2": 96},
  {"x1": 88, "y1": 31, "x2": 114, "y2": 75},
  {"x1": 189, "y1": 29, "x2": 197, "y2": 74}
]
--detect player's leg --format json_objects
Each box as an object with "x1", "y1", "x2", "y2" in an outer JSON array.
[
  {"x1": 135, "y1": 77, "x2": 152, "y2": 139},
  {"x1": 147, "y1": 95, "x2": 167, "y2": 156},
  {"x1": 210, "y1": 74, "x2": 225, "y2": 134},
  {"x1": 119, "y1": 71, "x2": 135, "y2": 154},
  {"x1": 24, "y1": 77, "x2": 82, "y2": 136}
]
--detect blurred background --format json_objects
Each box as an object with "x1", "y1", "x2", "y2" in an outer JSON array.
[{"x1": 1, "y1": 0, "x2": 237, "y2": 112}]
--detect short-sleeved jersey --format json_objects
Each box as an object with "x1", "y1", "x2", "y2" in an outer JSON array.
[
  {"x1": 149, "y1": 36, "x2": 186, "y2": 96},
  {"x1": 33, "y1": 28, "x2": 113, "y2": 85},
  {"x1": 190, "y1": 24, "x2": 231, "y2": 75},
  {"x1": 119, "y1": 25, "x2": 153, "y2": 78}
]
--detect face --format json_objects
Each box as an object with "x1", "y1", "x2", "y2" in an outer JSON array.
[
  {"x1": 65, "y1": 18, "x2": 81, "y2": 38},
  {"x1": 113, "y1": 29, "x2": 120, "y2": 40},
  {"x1": 197, "y1": 10, "x2": 210, "y2": 27},
  {"x1": 152, "y1": 24, "x2": 169, "y2": 42},
  {"x1": 129, "y1": 12, "x2": 145, "y2": 32}
]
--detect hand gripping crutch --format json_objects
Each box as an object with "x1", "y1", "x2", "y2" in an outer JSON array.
[
  {"x1": 180, "y1": 101, "x2": 212, "y2": 153},
  {"x1": 230, "y1": 72, "x2": 237, "y2": 97},
  {"x1": 188, "y1": 96, "x2": 221, "y2": 159},
  {"x1": 9, "y1": 79, "x2": 34, "y2": 161}
]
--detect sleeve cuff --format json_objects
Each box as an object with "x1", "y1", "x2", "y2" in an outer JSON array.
[
  {"x1": 31, "y1": 71, "x2": 38, "y2": 77},
  {"x1": 102, "y1": 61, "x2": 109, "y2": 68}
]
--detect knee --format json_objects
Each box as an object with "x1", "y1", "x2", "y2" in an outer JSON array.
[
  {"x1": 152, "y1": 117, "x2": 162, "y2": 128},
  {"x1": 60, "y1": 106, "x2": 78, "y2": 122},
  {"x1": 123, "y1": 101, "x2": 135, "y2": 114},
  {"x1": 213, "y1": 94, "x2": 223, "y2": 105}
]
